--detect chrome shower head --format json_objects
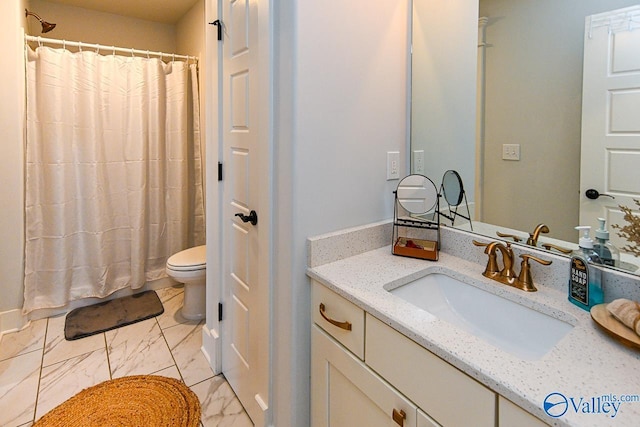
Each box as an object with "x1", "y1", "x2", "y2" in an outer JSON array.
[{"x1": 25, "y1": 9, "x2": 56, "y2": 34}]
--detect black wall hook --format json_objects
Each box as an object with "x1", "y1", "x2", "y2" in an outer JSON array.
[{"x1": 209, "y1": 19, "x2": 222, "y2": 41}]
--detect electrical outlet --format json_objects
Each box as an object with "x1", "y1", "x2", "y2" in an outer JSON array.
[
  {"x1": 502, "y1": 144, "x2": 520, "y2": 161},
  {"x1": 387, "y1": 151, "x2": 400, "y2": 180},
  {"x1": 413, "y1": 150, "x2": 425, "y2": 174}
]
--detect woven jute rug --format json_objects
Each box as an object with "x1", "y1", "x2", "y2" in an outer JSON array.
[{"x1": 33, "y1": 375, "x2": 201, "y2": 427}]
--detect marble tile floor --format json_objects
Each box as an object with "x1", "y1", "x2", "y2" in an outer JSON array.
[{"x1": 0, "y1": 286, "x2": 253, "y2": 427}]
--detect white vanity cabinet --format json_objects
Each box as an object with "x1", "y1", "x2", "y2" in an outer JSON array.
[
  {"x1": 312, "y1": 326, "x2": 419, "y2": 427},
  {"x1": 499, "y1": 396, "x2": 548, "y2": 427},
  {"x1": 311, "y1": 280, "x2": 549, "y2": 427},
  {"x1": 366, "y1": 314, "x2": 495, "y2": 426}
]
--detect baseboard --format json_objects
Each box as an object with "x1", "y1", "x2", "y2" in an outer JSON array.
[
  {"x1": 0, "y1": 308, "x2": 27, "y2": 340},
  {"x1": 201, "y1": 325, "x2": 221, "y2": 374}
]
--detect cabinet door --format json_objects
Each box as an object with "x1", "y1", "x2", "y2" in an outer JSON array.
[
  {"x1": 417, "y1": 409, "x2": 441, "y2": 427},
  {"x1": 499, "y1": 396, "x2": 548, "y2": 427},
  {"x1": 311, "y1": 325, "x2": 417, "y2": 427}
]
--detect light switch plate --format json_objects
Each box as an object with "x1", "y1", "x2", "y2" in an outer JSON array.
[
  {"x1": 502, "y1": 144, "x2": 520, "y2": 161},
  {"x1": 413, "y1": 150, "x2": 425, "y2": 174},
  {"x1": 387, "y1": 151, "x2": 400, "y2": 180}
]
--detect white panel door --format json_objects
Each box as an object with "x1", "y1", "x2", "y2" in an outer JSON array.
[
  {"x1": 221, "y1": 0, "x2": 270, "y2": 424},
  {"x1": 580, "y1": 6, "x2": 640, "y2": 254}
]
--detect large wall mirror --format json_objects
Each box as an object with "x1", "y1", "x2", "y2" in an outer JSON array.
[{"x1": 411, "y1": 0, "x2": 640, "y2": 275}]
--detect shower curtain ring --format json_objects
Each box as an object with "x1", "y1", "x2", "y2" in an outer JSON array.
[{"x1": 37, "y1": 36, "x2": 42, "y2": 47}]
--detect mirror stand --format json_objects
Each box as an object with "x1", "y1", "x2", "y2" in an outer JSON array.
[
  {"x1": 392, "y1": 175, "x2": 440, "y2": 261},
  {"x1": 438, "y1": 169, "x2": 473, "y2": 231},
  {"x1": 438, "y1": 184, "x2": 473, "y2": 231}
]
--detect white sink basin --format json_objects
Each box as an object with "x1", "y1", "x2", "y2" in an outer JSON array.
[{"x1": 390, "y1": 273, "x2": 574, "y2": 360}]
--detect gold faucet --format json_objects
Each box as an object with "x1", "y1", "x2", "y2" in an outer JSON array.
[
  {"x1": 473, "y1": 240, "x2": 552, "y2": 292},
  {"x1": 526, "y1": 223, "x2": 549, "y2": 246}
]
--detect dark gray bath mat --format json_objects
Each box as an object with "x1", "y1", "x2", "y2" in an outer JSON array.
[{"x1": 64, "y1": 290, "x2": 164, "y2": 340}]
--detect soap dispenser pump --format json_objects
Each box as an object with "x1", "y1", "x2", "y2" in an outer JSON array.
[
  {"x1": 594, "y1": 218, "x2": 620, "y2": 267},
  {"x1": 568, "y1": 226, "x2": 604, "y2": 311}
]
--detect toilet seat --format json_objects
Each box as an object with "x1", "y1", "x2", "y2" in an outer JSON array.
[{"x1": 167, "y1": 245, "x2": 206, "y2": 272}]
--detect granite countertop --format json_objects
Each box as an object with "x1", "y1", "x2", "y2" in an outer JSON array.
[{"x1": 307, "y1": 246, "x2": 640, "y2": 427}]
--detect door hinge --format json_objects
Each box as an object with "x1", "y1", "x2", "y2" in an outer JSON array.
[
  {"x1": 218, "y1": 302, "x2": 223, "y2": 321},
  {"x1": 218, "y1": 162, "x2": 223, "y2": 181}
]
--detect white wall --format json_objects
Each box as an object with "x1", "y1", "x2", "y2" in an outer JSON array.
[
  {"x1": 28, "y1": 0, "x2": 177, "y2": 52},
  {"x1": 177, "y1": 0, "x2": 207, "y2": 199},
  {"x1": 272, "y1": 0, "x2": 410, "y2": 425},
  {"x1": 0, "y1": 0, "x2": 28, "y2": 332}
]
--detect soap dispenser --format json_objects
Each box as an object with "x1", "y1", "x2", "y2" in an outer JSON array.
[
  {"x1": 568, "y1": 226, "x2": 604, "y2": 311},
  {"x1": 594, "y1": 218, "x2": 620, "y2": 267}
]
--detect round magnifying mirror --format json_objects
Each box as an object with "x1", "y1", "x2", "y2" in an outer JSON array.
[
  {"x1": 442, "y1": 170, "x2": 464, "y2": 206},
  {"x1": 396, "y1": 174, "x2": 438, "y2": 214}
]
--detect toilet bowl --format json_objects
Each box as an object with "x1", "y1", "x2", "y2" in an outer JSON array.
[{"x1": 166, "y1": 245, "x2": 206, "y2": 320}]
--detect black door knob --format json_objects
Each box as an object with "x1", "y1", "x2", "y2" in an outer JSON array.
[
  {"x1": 585, "y1": 189, "x2": 615, "y2": 200},
  {"x1": 235, "y1": 210, "x2": 258, "y2": 225}
]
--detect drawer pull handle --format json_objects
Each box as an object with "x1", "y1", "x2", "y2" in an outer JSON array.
[
  {"x1": 392, "y1": 408, "x2": 406, "y2": 426},
  {"x1": 318, "y1": 303, "x2": 352, "y2": 331}
]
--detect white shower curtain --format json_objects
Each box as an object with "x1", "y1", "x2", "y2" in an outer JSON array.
[{"x1": 23, "y1": 46, "x2": 205, "y2": 314}]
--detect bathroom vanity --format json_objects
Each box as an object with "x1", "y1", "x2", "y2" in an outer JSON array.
[{"x1": 308, "y1": 221, "x2": 640, "y2": 427}]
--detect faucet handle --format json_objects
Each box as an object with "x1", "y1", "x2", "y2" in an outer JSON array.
[
  {"x1": 496, "y1": 231, "x2": 523, "y2": 242},
  {"x1": 521, "y1": 254, "x2": 552, "y2": 266},
  {"x1": 472, "y1": 239, "x2": 507, "y2": 252},
  {"x1": 541, "y1": 243, "x2": 573, "y2": 254},
  {"x1": 472, "y1": 239, "x2": 495, "y2": 255},
  {"x1": 517, "y1": 254, "x2": 552, "y2": 292},
  {"x1": 472, "y1": 240, "x2": 489, "y2": 247}
]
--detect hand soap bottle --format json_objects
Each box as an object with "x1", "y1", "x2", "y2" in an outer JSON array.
[
  {"x1": 568, "y1": 226, "x2": 604, "y2": 311},
  {"x1": 593, "y1": 218, "x2": 620, "y2": 267}
]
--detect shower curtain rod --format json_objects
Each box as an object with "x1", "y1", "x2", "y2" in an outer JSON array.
[{"x1": 25, "y1": 35, "x2": 198, "y2": 63}]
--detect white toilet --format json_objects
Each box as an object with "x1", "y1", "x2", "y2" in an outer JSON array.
[{"x1": 166, "y1": 245, "x2": 206, "y2": 320}]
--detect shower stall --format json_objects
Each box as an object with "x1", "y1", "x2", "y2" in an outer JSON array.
[{"x1": 22, "y1": 35, "x2": 205, "y2": 315}]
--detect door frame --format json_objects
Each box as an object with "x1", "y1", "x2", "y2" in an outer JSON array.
[{"x1": 202, "y1": 0, "x2": 223, "y2": 376}]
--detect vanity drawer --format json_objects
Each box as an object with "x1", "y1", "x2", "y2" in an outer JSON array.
[
  {"x1": 366, "y1": 314, "x2": 496, "y2": 427},
  {"x1": 312, "y1": 281, "x2": 365, "y2": 359}
]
